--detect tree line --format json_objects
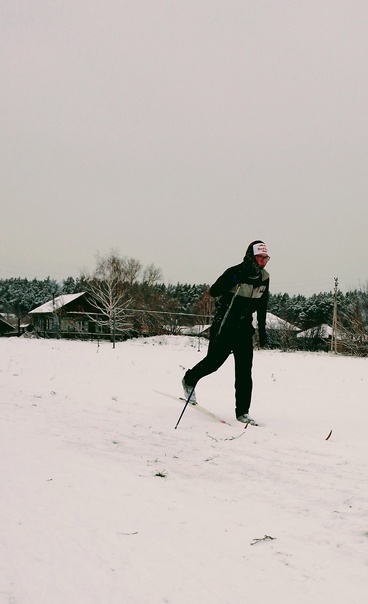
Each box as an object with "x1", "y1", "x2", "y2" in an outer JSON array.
[
  {"x1": 0, "y1": 252, "x2": 367, "y2": 352},
  {"x1": 0, "y1": 253, "x2": 212, "y2": 330},
  {"x1": 268, "y1": 289, "x2": 368, "y2": 331},
  {"x1": 1, "y1": 276, "x2": 367, "y2": 331}
]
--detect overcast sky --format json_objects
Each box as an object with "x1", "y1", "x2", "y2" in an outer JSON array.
[{"x1": 2, "y1": 0, "x2": 368, "y2": 296}]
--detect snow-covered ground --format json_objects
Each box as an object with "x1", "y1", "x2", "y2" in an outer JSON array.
[{"x1": 1, "y1": 335, "x2": 367, "y2": 604}]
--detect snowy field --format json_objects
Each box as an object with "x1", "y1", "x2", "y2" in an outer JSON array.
[{"x1": 1, "y1": 335, "x2": 367, "y2": 604}]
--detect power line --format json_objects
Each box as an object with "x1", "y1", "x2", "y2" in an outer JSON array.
[{"x1": 124, "y1": 308, "x2": 212, "y2": 320}]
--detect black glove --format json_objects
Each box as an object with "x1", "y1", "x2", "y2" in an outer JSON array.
[{"x1": 259, "y1": 331, "x2": 268, "y2": 348}]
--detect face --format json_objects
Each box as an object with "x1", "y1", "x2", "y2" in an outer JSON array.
[{"x1": 254, "y1": 254, "x2": 270, "y2": 267}]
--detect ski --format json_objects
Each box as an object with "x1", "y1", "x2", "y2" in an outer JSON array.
[
  {"x1": 178, "y1": 397, "x2": 231, "y2": 425},
  {"x1": 154, "y1": 390, "x2": 231, "y2": 425}
]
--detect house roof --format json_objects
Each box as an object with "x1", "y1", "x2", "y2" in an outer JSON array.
[
  {"x1": 265, "y1": 312, "x2": 299, "y2": 331},
  {"x1": 29, "y1": 292, "x2": 86, "y2": 314},
  {"x1": 0, "y1": 313, "x2": 17, "y2": 322},
  {"x1": 297, "y1": 324, "x2": 333, "y2": 338},
  {"x1": 0, "y1": 315, "x2": 15, "y2": 330},
  {"x1": 252, "y1": 312, "x2": 299, "y2": 331}
]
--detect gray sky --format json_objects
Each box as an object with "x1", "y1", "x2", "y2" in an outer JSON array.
[{"x1": 2, "y1": 0, "x2": 368, "y2": 296}]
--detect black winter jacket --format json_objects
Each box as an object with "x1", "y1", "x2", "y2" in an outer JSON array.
[{"x1": 209, "y1": 262, "x2": 269, "y2": 337}]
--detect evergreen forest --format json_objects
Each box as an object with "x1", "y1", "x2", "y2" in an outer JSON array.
[{"x1": 1, "y1": 274, "x2": 367, "y2": 336}]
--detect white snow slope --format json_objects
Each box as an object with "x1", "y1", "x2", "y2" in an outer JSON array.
[{"x1": 1, "y1": 335, "x2": 367, "y2": 604}]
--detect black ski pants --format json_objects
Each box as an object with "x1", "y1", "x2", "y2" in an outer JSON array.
[{"x1": 184, "y1": 328, "x2": 254, "y2": 418}]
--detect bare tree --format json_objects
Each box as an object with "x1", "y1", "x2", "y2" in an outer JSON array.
[
  {"x1": 142, "y1": 263, "x2": 163, "y2": 287},
  {"x1": 193, "y1": 288, "x2": 215, "y2": 324},
  {"x1": 122, "y1": 257, "x2": 143, "y2": 286},
  {"x1": 83, "y1": 251, "x2": 133, "y2": 347},
  {"x1": 82, "y1": 250, "x2": 168, "y2": 341}
]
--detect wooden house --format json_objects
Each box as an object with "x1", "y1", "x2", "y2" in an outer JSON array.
[{"x1": 29, "y1": 292, "x2": 104, "y2": 339}]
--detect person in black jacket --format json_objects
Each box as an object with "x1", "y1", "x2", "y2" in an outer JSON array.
[{"x1": 182, "y1": 240, "x2": 270, "y2": 425}]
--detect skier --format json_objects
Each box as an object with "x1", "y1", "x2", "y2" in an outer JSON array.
[{"x1": 182, "y1": 240, "x2": 270, "y2": 425}]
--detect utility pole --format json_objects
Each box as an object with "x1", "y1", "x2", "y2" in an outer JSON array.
[{"x1": 331, "y1": 277, "x2": 338, "y2": 353}]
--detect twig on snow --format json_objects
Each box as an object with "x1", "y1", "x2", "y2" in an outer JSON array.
[
  {"x1": 251, "y1": 535, "x2": 276, "y2": 546},
  {"x1": 224, "y1": 432, "x2": 245, "y2": 441}
]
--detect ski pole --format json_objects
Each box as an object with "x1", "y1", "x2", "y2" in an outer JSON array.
[
  {"x1": 217, "y1": 283, "x2": 241, "y2": 336},
  {"x1": 174, "y1": 385, "x2": 195, "y2": 429}
]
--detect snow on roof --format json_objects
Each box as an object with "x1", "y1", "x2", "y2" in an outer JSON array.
[
  {"x1": 0, "y1": 315, "x2": 15, "y2": 329},
  {"x1": 0, "y1": 313, "x2": 17, "y2": 321},
  {"x1": 266, "y1": 312, "x2": 299, "y2": 330},
  {"x1": 29, "y1": 292, "x2": 85, "y2": 314},
  {"x1": 296, "y1": 324, "x2": 333, "y2": 338},
  {"x1": 253, "y1": 312, "x2": 299, "y2": 331}
]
